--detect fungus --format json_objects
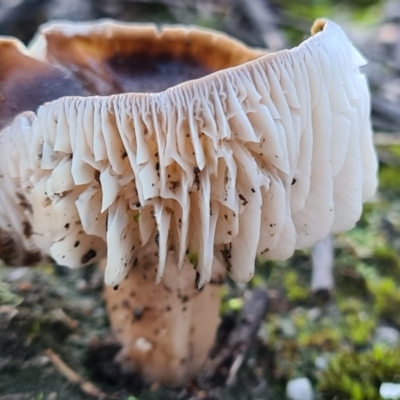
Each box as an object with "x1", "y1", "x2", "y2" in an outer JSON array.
[
  {"x1": 0, "y1": 37, "x2": 86, "y2": 266},
  {"x1": 0, "y1": 19, "x2": 377, "y2": 385},
  {"x1": 103, "y1": 243, "x2": 225, "y2": 386}
]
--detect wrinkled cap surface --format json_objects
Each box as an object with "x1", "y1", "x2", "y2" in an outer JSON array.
[{"x1": 0, "y1": 19, "x2": 377, "y2": 285}]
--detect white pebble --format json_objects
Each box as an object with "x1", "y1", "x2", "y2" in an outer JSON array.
[
  {"x1": 315, "y1": 355, "x2": 329, "y2": 370},
  {"x1": 380, "y1": 383, "x2": 400, "y2": 399},
  {"x1": 375, "y1": 326, "x2": 400, "y2": 346},
  {"x1": 286, "y1": 377, "x2": 314, "y2": 400},
  {"x1": 5, "y1": 267, "x2": 29, "y2": 281}
]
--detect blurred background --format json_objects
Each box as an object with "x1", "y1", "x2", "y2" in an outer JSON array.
[{"x1": 1, "y1": 0, "x2": 400, "y2": 399}]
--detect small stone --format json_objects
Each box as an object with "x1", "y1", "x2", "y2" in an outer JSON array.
[
  {"x1": 307, "y1": 307, "x2": 322, "y2": 322},
  {"x1": 286, "y1": 377, "x2": 314, "y2": 400},
  {"x1": 380, "y1": 383, "x2": 400, "y2": 399},
  {"x1": 281, "y1": 318, "x2": 296, "y2": 337},
  {"x1": 0, "y1": 305, "x2": 18, "y2": 323},
  {"x1": 6, "y1": 267, "x2": 29, "y2": 281},
  {"x1": 315, "y1": 355, "x2": 329, "y2": 370},
  {"x1": 375, "y1": 326, "x2": 400, "y2": 346}
]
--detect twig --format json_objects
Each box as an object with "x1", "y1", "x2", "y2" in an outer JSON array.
[
  {"x1": 226, "y1": 353, "x2": 245, "y2": 387},
  {"x1": 200, "y1": 288, "x2": 269, "y2": 388},
  {"x1": 45, "y1": 348, "x2": 107, "y2": 399}
]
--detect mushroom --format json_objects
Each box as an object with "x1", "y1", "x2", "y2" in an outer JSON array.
[
  {"x1": 103, "y1": 244, "x2": 225, "y2": 386},
  {"x1": 0, "y1": 37, "x2": 89, "y2": 266},
  {"x1": 0, "y1": 18, "x2": 377, "y2": 385}
]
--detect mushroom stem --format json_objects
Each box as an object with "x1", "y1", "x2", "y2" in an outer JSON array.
[{"x1": 103, "y1": 248, "x2": 225, "y2": 386}]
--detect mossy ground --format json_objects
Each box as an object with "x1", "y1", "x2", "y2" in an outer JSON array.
[
  {"x1": 248, "y1": 161, "x2": 400, "y2": 400},
  {"x1": 0, "y1": 0, "x2": 396, "y2": 399}
]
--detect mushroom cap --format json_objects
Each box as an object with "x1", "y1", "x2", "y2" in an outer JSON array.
[{"x1": 0, "y1": 19, "x2": 377, "y2": 286}]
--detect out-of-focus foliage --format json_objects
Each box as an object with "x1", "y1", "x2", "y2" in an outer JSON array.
[
  {"x1": 239, "y1": 159, "x2": 400, "y2": 398},
  {"x1": 0, "y1": 265, "x2": 22, "y2": 305},
  {"x1": 319, "y1": 344, "x2": 400, "y2": 399},
  {"x1": 273, "y1": 0, "x2": 382, "y2": 22}
]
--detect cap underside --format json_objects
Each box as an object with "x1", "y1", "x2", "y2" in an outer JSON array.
[{"x1": 0, "y1": 20, "x2": 377, "y2": 286}]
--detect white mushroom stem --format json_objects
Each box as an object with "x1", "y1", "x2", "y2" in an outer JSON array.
[
  {"x1": 311, "y1": 235, "x2": 334, "y2": 292},
  {"x1": 103, "y1": 246, "x2": 225, "y2": 386}
]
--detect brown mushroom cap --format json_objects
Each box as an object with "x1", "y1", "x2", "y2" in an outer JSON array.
[
  {"x1": 0, "y1": 19, "x2": 377, "y2": 287},
  {"x1": 0, "y1": 38, "x2": 86, "y2": 130},
  {"x1": 29, "y1": 20, "x2": 266, "y2": 95}
]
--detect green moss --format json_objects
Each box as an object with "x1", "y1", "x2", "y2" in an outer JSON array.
[
  {"x1": 29, "y1": 320, "x2": 41, "y2": 339},
  {"x1": 336, "y1": 298, "x2": 376, "y2": 346},
  {"x1": 334, "y1": 258, "x2": 370, "y2": 299},
  {"x1": 284, "y1": 271, "x2": 310, "y2": 303},
  {"x1": 339, "y1": 227, "x2": 385, "y2": 258},
  {"x1": 318, "y1": 344, "x2": 400, "y2": 400},
  {"x1": 357, "y1": 202, "x2": 375, "y2": 227},
  {"x1": 386, "y1": 143, "x2": 400, "y2": 159},
  {"x1": 0, "y1": 268, "x2": 22, "y2": 306},
  {"x1": 337, "y1": 297, "x2": 367, "y2": 315},
  {"x1": 372, "y1": 245, "x2": 400, "y2": 277},
  {"x1": 298, "y1": 327, "x2": 341, "y2": 351},
  {"x1": 379, "y1": 165, "x2": 400, "y2": 194},
  {"x1": 227, "y1": 297, "x2": 244, "y2": 312},
  {"x1": 368, "y1": 278, "x2": 400, "y2": 327},
  {"x1": 249, "y1": 275, "x2": 265, "y2": 288},
  {"x1": 273, "y1": 0, "x2": 381, "y2": 45},
  {"x1": 342, "y1": 313, "x2": 376, "y2": 346},
  {"x1": 220, "y1": 291, "x2": 244, "y2": 314},
  {"x1": 254, "y1": 258, "x2": 279, "y2": 282}
]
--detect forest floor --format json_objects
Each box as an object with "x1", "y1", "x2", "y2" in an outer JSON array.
[{"x1": 2, "y1": 0, "x2": 400, "y2": 399}]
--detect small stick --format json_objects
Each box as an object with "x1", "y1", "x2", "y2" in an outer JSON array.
[
  {"x1": 226, "y1": 353, "x2": 245, "y2": 387},
  {"x1": 45, "y1": 348, "x2": 106, "y2": 399},
  {"x1": 201, "y1": 288, "x2": 269, "y2": 387}
]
